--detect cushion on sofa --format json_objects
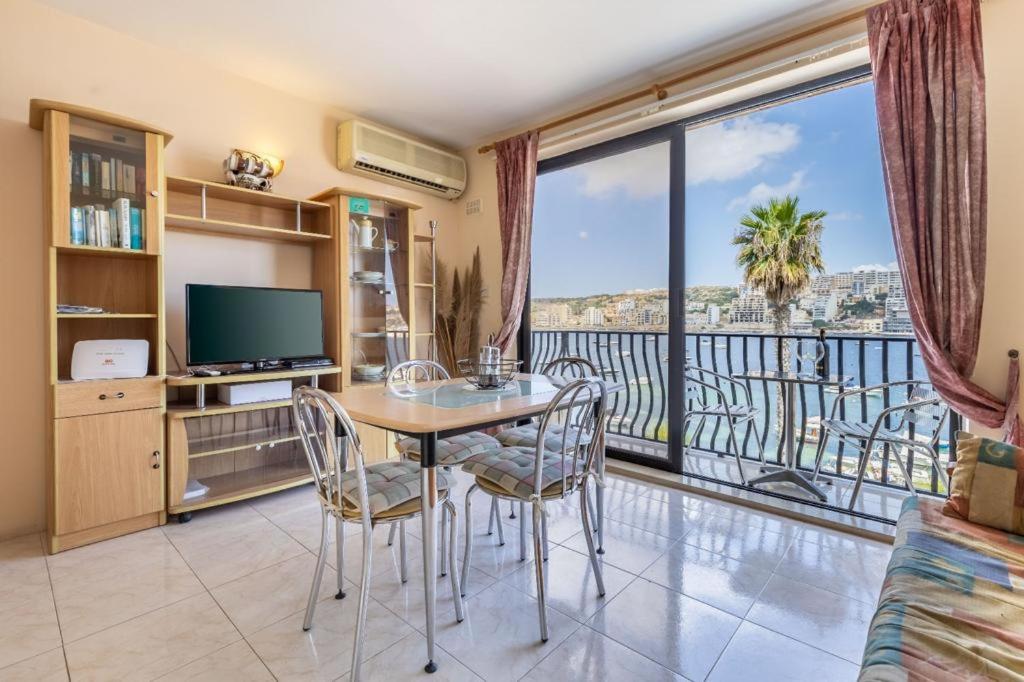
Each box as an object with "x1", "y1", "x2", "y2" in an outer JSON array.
[{"x1": 943, "y1": 431, "x2": 1024, "y2": 534}]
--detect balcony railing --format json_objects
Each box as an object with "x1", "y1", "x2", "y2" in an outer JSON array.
[{"x1": 531, "y1": 329, "x2": 959, "y2": 495}]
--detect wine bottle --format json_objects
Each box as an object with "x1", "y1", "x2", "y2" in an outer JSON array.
[{"x1": 815, "y1": 328, "x2": 829, "y2": 379}]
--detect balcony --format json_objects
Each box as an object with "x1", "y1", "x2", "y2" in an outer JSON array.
[{"x1": 530, "y1": 329, "x2": 959, "y2": 521}]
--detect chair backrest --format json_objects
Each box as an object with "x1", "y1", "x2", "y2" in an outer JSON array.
[
  {"x1": 896, "y1": 384, "x2": 949, "y2": 441},
  {"x1": 532, "y1": 377, "x2": 608, "y2": 499},
  {"x1": 386, "y1": 359, "x2": 451, "y2": 387},
  {"x1": 291, "y1": 386, "x2": 371, "y2": 524},
  {"x1": 541, "y1": 356, "x2": 598, "y2": 379}
]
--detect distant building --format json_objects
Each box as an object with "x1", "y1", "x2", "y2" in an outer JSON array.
[
  {"x1": 883, "y1": 283, "x2": 913, "y2": 334},
  {"x1": 533, "y1": 310, "x2": 551, "y2": 327},
  {"x1": 616, "y1": 300, "x2": 636, "y2": 314},
  {"x1": 730, "y1": 289, "x2": 768, "y2": 324},
  {"x1": 706, "y1": 304, "x2": 721, "y2": 325},
  {"x1": 811, "y1": 293, "x2": 840, "y2": 322},
  {"x1": 582, "y1": 307, "x2": 604, "y2": 327}
]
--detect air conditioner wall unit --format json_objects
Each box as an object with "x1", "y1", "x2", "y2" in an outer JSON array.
[{"x1": 337, "y1": 120, "x2": 466, "y2": 200}]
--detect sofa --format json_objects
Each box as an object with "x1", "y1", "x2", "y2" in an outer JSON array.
[{"x1": 860, "y1": 496, "x2": 1024, "y2": 680}]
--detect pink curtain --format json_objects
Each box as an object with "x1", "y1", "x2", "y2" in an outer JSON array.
[
  {"x1": 868, "y1": 0, "x2": 1021, "y2": 444},
  {"x1": 493, "y1": 130, "x2": 540, "y2": 354}
]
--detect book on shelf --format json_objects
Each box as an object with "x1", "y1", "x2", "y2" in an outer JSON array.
[
  {"x1": 97, "y1": 207, "x2": 111, "y2": 247},
  {"x1": 67, "y1": 151, "x2": 141, "y2": 199},
  {"x1": 130, "y1": 208, "x2": 143, "y2": 249},
  {"x1": 70, "y1": 207, "x2": 85, "y2": 245},
  {"x1": 113, "y1": 198, "x2": 131, "y2": 249}
]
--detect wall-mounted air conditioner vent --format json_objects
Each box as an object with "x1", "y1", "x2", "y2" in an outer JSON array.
[{"x1": 337, "y1": 120, "x2": 466, "y2": 199}]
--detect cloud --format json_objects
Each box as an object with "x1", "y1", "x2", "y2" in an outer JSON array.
[
  {"x1": 853, "y1": 263, "x2": 893, "y2": 272},
  {"x1": 578, "y1": 231, "x2": 589, "y2": 240},
  {"x1": 569, "y1": 143, "x2": 670, "y2": 199},
  {"x1": 567, "y1": 116, "x2": 800, "y2": 199},
  {"x1": 727, "y1": 170, "x2": 807, "y2": 212},
  {"x1": 688, "y1": 117, "x2": 801, "y2": 185}
]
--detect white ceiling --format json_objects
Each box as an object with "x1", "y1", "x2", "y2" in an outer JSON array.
[{"x1": 37, "y1": 0, "x2": 869, "y2": 149}]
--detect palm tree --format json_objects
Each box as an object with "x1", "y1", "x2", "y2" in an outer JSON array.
[{"x1": 733, "y1": 195, "x2": 826, "y2": 441}]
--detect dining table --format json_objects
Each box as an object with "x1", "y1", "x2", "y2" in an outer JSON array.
[
  {"x1": 732, "y1": 370, "x2": 852, "y2": 502},
  {"x1": 329, "y1": 372, "x2": 621, "y2": 674}
]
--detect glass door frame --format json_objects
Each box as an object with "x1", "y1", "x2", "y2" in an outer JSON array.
[{"x1": 519, "y1": 64, "x2": 874, "y2": 475}]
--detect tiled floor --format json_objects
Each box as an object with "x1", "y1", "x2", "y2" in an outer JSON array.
[{"x1": 0, "y1": 470, "x2": 890, "y2": 681}]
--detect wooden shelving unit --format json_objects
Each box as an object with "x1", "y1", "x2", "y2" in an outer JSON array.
[
  {"x1": 165, "y1": 176, "x2": 331, "y2": 243},
  {"x1": 163, "y1": 178, "x2": 340, "y2": 519},
  {"x1": 32, "y1": 99, "x2": 169, "y2": 553}
]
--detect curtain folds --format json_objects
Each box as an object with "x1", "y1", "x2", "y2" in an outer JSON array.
[
  {"x1": 493, "y1": 130, "x2": 540, "y2": 354},
  {"x1": 867, "y1": 0, "x2": 1021, "y2": 444}
]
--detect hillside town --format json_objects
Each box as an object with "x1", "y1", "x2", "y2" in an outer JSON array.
[{"x1": 531, "y1": 266, "x2": 912, "y2": 335}]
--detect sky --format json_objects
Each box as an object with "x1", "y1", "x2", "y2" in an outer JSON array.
[{"x1": 530, "y1": 80, "x2": 897, "y2": 298}]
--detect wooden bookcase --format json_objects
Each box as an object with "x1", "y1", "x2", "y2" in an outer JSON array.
[{"x1": 31, "y1": 100, "x2": 169, "y2": 553}]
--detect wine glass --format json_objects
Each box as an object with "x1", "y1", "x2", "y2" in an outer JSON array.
[{"x1": 797, "y1": 339, "x2": 824, "y2": 379}]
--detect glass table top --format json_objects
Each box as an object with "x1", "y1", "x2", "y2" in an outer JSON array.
[{"x1": 390, "y1": 377, "x2": 561, "y2": 409}]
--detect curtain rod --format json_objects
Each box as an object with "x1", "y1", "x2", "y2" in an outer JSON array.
[{"x1": 477, "y1": 5, "x2": 876, "y2": 155}]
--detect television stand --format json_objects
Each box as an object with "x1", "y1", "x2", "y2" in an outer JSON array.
[{"x1": 164, "y1": 365, "x2": 341, "y2": 516}]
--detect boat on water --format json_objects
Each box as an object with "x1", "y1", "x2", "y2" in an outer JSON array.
[
  {"x1": 700, "y1": 339, "x2": 712, "y2": 346},
  {"x1": 630, "y1": 377, "x2": 651, "y2": 386},
  {"x1": 609, "y1": 415, "x2": 633, "y2": 428},
  {"x1": 619, "y1": 351, "x2": 631, "y2": 357},
  {"x1": 715, "y1": 343, "x2": 727, "y2": 349}
]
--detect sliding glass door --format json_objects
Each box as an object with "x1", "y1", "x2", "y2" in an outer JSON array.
[
  {"x1": 528, "y1": 137, "x2": 682, "y2": 470},
  {"x1": 523, "y1": 65, "x2": 952, "y2": 519}
]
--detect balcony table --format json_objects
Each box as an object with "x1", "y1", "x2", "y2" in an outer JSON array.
[
  {"x1": 732, "y1": 370, "x2": 853, "y2": 502},
  {"x1": 330, "y1": 373, "x2": 621, "y2": 673}
]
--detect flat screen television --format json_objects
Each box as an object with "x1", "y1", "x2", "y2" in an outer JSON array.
[{"x1": 186, "y1": 284, "x2": 325, "y2": 366}]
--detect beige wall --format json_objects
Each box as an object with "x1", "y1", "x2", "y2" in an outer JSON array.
[
  {"x1": 0, "y1": 0, "x2": 461, "y2": 540},
  {"x1": 457, "y1": 0, "x2": 1023, "y2": 433},
  {"x1": 974, "y1": 0, "x2": 1024, "y2": 437}
]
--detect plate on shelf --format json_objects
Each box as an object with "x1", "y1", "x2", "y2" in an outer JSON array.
[
  {"x1": 352, "y1": 332, "x2": 387, "y2": 338},
  {"x1": 353, "y1": 270, "x2": 384, "y2": 282}
]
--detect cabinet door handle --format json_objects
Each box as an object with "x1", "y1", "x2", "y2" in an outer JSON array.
[
  {"x1": 150, "y1": 190, "x2": 160, "y2": 197},
  {"x1": 99, "y1": 392, "x2": 126, "y2": 400},
  {"x1": 151, "y1": 451, "x2": 161, "y2": 469}
]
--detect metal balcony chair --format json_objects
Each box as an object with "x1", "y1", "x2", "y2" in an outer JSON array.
[
  {"x1": 460, "y1": 377, "x2": 609, "y2": 641},
  {"x1": 291, "y1": 386, "x2": 464, "y2": 682},
  {"x1": 384, "y1": 360, "x2": 505, "y2": 573},
  {"x1": 810, "y1": 380, "x2": 950, "y2": 510},
  {"x1": 495, "y1": 356, "x2": 604, "y2": 555},
  {"x1": 682, "y1": 366, "x2": 766, "y2": 485}
]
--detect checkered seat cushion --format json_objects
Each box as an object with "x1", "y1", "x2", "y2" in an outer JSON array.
[
  {"x1": 462, "y1": 446, "x2": 586, "y2": 499},
  {"x1": 396, "y1": 432, "x2": 501, "y2": 465},
  {"x1": 337, "y1": 460, "x2": 453, "y2": 517},
  {"x1": 495, "y1": 423, "x2": 592, "y2": 453}
]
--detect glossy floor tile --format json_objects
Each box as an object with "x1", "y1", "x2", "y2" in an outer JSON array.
[
  {"x1": 588, "y1": 578, "x2": 741, "y2": 680},
  {"x1": 707, "y1": 621, "x2": 860, "y2": 681},
  {"x1": 746, "y1": 574, "x2": 874, "y2": 663},
  {"x1": 521, "y1": 626, "x2": 685, "y2": 681},
  {"x1": 642, "y1": 541, "x2": 774, "y2": 618},
  {"x1": 0, "y1": 471, "x2": 890, "y2": 680}
]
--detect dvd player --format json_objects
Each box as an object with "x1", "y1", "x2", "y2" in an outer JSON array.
[{"x1": 286, "y1": 357, "x2": 334, "y2": 369}]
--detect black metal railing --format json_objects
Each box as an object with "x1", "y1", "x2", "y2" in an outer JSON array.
[{"x1": 531, "y1": 329, "x2": 958, "y2": 494}]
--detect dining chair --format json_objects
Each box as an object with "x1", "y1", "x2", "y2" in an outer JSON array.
[
  {"x1": 809, "y1": 380, "x2": 950, "y2": 510},
  {"x1": 495, "y1": 356, "x2": 605, "y2": 556},
  {"x1": 682, "y1": 365, "x2": 766, "y2": 485},
  {"x1": 460, "y1": 377, "x2": 609, "y2": 641},
  {"x1": 384, "y1": 360, "x2": 505, "y2": 575},
  {"x1": 291, "y1": 386, "x2": 464, "y2": 681}
]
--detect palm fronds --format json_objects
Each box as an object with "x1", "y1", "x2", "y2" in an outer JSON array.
[{"x1": 434, "y1": 247, "x2": 486, "y2": 374}]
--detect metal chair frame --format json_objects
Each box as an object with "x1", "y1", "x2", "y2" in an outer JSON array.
[
  {"x1": 809, "y1": 380, "x2": 950, "y2": 510},
  {"x1": 383, "y1": 360, "x2": 505, "y2": 574},
  {"x1": 292, "y1": 386, "x2": 463, "y2": 681},
  {"x1": 462, "y1": 377, "x2": 609, "y2": 641},
  {"x1": 682, "y1": 365, "x2": 766, "y2": 485}
]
